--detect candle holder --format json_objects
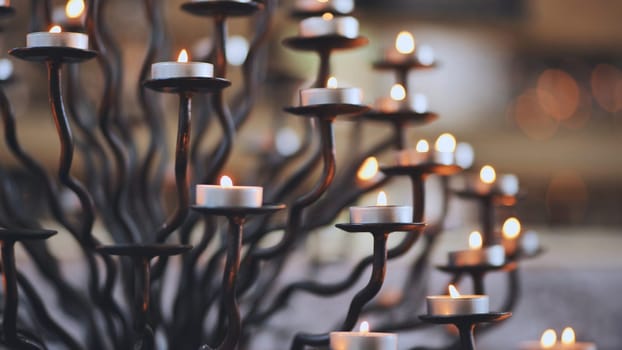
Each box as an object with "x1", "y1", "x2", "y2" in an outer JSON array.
[
  {"x1": 95, "y1": 244, "x2": 192, "y2": 350},
  {"x1": 419, "y1": 312, "x2": 511, "y2": 350},
  {"x1": 192, "y1": 204, "x2": 285, "y2": 350},
  {"x1": 181, "y1": 0, "x2": 263, "y2": 17},
  {"x1": 290, "y1": 222, "x2": 425, "y2": 350},
  {"x1": 0, "y1": 4, "x2": 14, "y2": 18},
  {"x1": 0, "y1": 228, "x2": 57, "y2": 348},
  {"x1": 436, "y1": 261, "x2": 518, "y2": 295}
]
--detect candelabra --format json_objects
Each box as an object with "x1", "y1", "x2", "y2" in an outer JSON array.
[{"x1": 0, "y1": 1, "x2": 541, "y2": 350}]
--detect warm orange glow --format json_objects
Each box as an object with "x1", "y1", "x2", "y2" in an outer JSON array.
[
  {"x1": 537, "y1": 69, "x2": 579, "y2": 121},
  {"x1": 540, "y1": 329, "x2": 557, "y2": 348},
  {"x1": 49, "y1": 25, "x2": 62, "y2": 33},
  {"x1": 322, "y1": 12, "x2": 334, "y2": 20},
  {"x1": 376, "y1": 191, "x2": 387, "y2": 206},
  {"x1": 359, "y1": 321, "x2": 370, "y2": 333},
  {"x1": 480, "y1": 165, "x2": 496, "y2": 184},
  {"x1": 468, "y1": 231, "x2": 483, "y2": 250},
  {"x1": 177, "y1": 49, "x2": 189, "y2": 63},
  {"x1": 66, "y1": 0, "x2": 85, "y2": 18},
  {"x1": 390, "y1": 84, "x2": 406, "y2": 101},
  {"x1": 327, "y1": 77, "x2": 338, "y2": 89},
  {"x1": 510, "y1": 89, "x2": 559, "y2": 141},
  {"x1": 502, "y1": 217, "x2": 521, "y2": 239},
  {"x1": 357, "y1": 157, "x2": 378, "y2": 181},
  {"x1": 434, "y1": 133, "x2": 456, "y2": 153},
  {"x1": 561, "y1": 327, "x2": 575, "y2": 345},
  {"x1": 395, "y1": 31, "x2": 415, "y2": 54},
  {"x1": 415, "y1": 139, "x2": 429, "y2": 153},
  {"x1": 448, "y1": 284, "x2": 460, "y2": 298},
  {"x1": 220, "y1": 175, "x2": 233, "y2": 188},
  {"x1": 318, "y1": 0, "x2": 329, "y2": 3}
]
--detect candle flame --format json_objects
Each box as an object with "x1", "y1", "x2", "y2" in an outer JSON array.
[
  {"x1": 220, "y1": 175, "x2": 233, "y2": 188},
  {"x1": 359, "y1": 321, "x2": 370, "y2": 333},
  {"x1": 177, "y1": 49, "x2": 189, "y2": 63},
  {"x1": 322, "y1": 12, "x2": 334, "y2": 20},
  {"x1": 66, "y1": 0, "x2": 85, "y2": 19},
  {"x1": 468, "y1": 231, "x2": 483, "y2": 250},
  {"x1": 318, "y1": 0, "x2": 328, "y2": 3},
  {"x1": 561, "y1": 327, "x2": 575, "y2": 345},
  {"x1": 502, "y1": 217, "x2": 521, "y2": 239},
  {"x1": 395, "y1": 31, "x2": 415, "y2": 54},
  {"x1": 49, "y1": 25, "x2": 62, "y2": 33},
  {"x1": 480, "y1": 165, "x2": 496, "y2": 184},
  {"x1": 390, "y1": 84, "x2": 406, "y2": 101},
  {"x1": 357, "y1": 157, "x2": 378, "y2": 181},
  {"x1": 434, "y1": 133, "x2": 456, "y2": 153},
  {"x1": 540, "y1": 329, "x2": 557, "y2": 348},
  {"x1": 448, "y1": 284, "x2": 461, "y2": 298},
  {"x1": 376, "y1": 191, "x2": 387, "y2": 206},
  {"x1": 415, "y1": 139, "x2": 429, "y2": 153},
  {"x1": 327, "y1": 77, "x2": 338, "y2": 88}
]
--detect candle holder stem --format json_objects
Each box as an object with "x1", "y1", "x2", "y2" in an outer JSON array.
[
  {"x1": 393, "y1": 121, "x2": 407, "y2": 150},
  {"x1": 410, "y1": 173, "x2": 425, "y2": 222},
  {"x1": 316, "y1": 49, "x2": 331, "y2": 87},
  {"x1": 213, "y1": 15, "x2": 228, "y2": 78},
  {"x1": 133, "y1": 257, "x2": 153, "y2": 350},
  {"x1": 480, "y1": 197, "x2": 495, "y2": 245},
  {"x1": 457, "y1": 323, "x2": 476, "y2": 350},
  {"x1": 1, "y1": 240, "x2": 18, "y2": 345}
]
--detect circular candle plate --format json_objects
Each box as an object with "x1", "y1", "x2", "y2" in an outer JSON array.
[
  {"x1": 284, "y1": 104, "x2": 370, "y2": 118},
  {"x1": 9, "y1": 47, "x2": 97, "y2": 63},
  {"x1": 419, "y1": 312, "x2": 511, "y2": 325},
  {"x1": 181, "y1": 1, "x2": 263, "y2": 17},
  {"x1": 436, "y1": 261, "x2": 518, "y2": 274},
  {"x1": 381, "y1": 164, "x2": 463, "y2": 177},
  {"x1": 289, "y1": 9, "x2": 351, "y2": 19},
  {"x1": 350, "y1": 110, "x2": 438, "y2": 125},
  {"x1": 0, "y1": 6, "x2": 15, "y2": 18},
  {"x1": 453, "y1": 190, "x2": 525, "y2": 206},
  {"x1": 282, "y1": 35, "x2": 368, "y2": 52},
  {"x1": 191, "y1": 204, "x2": 286, "y2": 217},
  {"x1": 0, "y1": 228, "x2": 57, "y2": 242},
  {"x1": 143, "y1": 77, "x2": 231, "y2": 94},
  {"x1": 373, "y1": 59, "x2": 438, "y2": 71},
  {"x1": 95, "y1": 244, "x2": 192, "y2": 258},
  {"x1": 335, "y1": 223, "x2": 425, "y2": 233}
]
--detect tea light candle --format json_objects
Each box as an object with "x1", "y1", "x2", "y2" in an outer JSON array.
[
  {"x1": 27, "y1": 25, "x2": 88, "y2": 50},
  {"x1": 519, "y1": 328, "x2": 597, "y2": 350},
  {"x1": 426, "y1": 285, "x2": 489, "y2": 316},
  {"x1": 383, "y1": 31, "x2": 416, "y2": 63},
  {"x1": 464, "y1": 166, "x2": 519, "y2": 196},
  {"x1": 295, "y1": 0, "x2": 354, "y2": 14},
  {"x1": 300, "y1": 77, "x2": 362, "y2": 106},
  {"x1": 299, "y1": 13, "x2": 359, "y2": 38},
  {"x1": 349, "y1": 191, "x2": 411, "y2": 224},
  {"x1": 448, "y1": 231, "x2": 505, "y2": 266},
  {"x1": 330, "y1": 321, "x2": 397, "y2": 350},
  {"x1": 151, "y1": 49, "x2": 214, "y2": 80},
  {"x1": 501, "y1": 217, "x2": 521, "y2": 256},
  {"x1": 196, "y1": 175, "x2": 262, "y2": 208},
  {"x1": 375, "y1": 84, "x2": 409, "y2": 112},
  {"x1": 433, "y1": 133, "x2": 457, "y2": 165},
  {"x1": 395, "y1": 139, "x2": 430, "y2": 166}
]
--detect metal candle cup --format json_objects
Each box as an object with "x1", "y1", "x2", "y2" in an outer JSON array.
[
  {"x1": 26, "y1": 31, "x2": 88, "y2": 50},
  {"x1": 195, "y1": 184, "x2": 262, "y2": 208},
  {"x1": 299, "y1": 16, "x2": 359, "y2": 38},
  {"x1": 151, "y1": 62, "x2": 214, "y2": 80},
  {"x1": 300, "y1": 87, "x2": 362, "y2": 106},
  {"x1": 448, "y1": 245, "x2": 505, "y2": 267},
  {"x1": 349, "y1": 206, "x2": 411, "y2": 224},
  {"x1": 330, "y1": 331, "x2": 397, "y2": 350},
  {"x1": 519, "y1": 341, "x2": 597, "y2": 350},
  {"x1": 426, "y1": 293, "x2": 489, "y2": 316}
]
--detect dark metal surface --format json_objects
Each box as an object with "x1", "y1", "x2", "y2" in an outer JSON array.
[
  {"x1": 181, "y1": 0, "x2": 263, "y2": 17},
  {"x1": 0, "y1": 5, "x2": 15, "y2": 18},
  {"x1": 9, "y1": 47, "x2": 97, "y2": 63},
  {"x1": 282, "y1": 35, "x2": 369, "y2": 52},
  {"x1": 95, "y1": 244, "x2": 192, "y2": 257},
  {"x1": 419, "y1": 312, "x2": 511, "y2": 350},
  {"x1": 289, "y1": 9, "x2": 351, "y2": 19},
  {"x1": 373, "y1": 59, "x2": 438, "y2": 71},
  {"x1": 191, "y1": 204, "x2": 286, "y2": 217},
  {"x1": 143, "y1": 77, "x2": 231, "y2": 94},
  {"x1": 0, "y1": 228, "x2": 57, "y2": 241},
  {"x1": 355, "y1": 110, "x2": 438, "y2": 125},
  {"x1": 336, "y1": 223, "x2": 425, "y2": 233},
  {"x1": 285, "y1": 104, "x2": 370, "y2": 118},
  {"x1": 382, "y1": 164, "x2": 463, "y2": 177}
]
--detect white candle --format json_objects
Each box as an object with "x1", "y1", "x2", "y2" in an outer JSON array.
[
  {"x1": 196, "y1": 175, "x2": 262, "y2": 208},
  {"x1": 52, "y1": 0, "x2": 85, "y2": 28},
  {"x1": 151, "y1": 49, "x2": 214, "y2": 80},
  {"x1": 383, "y1": 31, "x2": 416, "y2": 63},
  {"x1": 395, "y1": 140, "x2": 430, "y2": 166},
  {"x1": 330, "y1": 321, "x2": 397, "y2": 350},
  {"x1": 463, "y1": 166, "x2": 519, "y2": 196},
  {"x1": 433, "y1": 133, "x2": 456, "y2": 165},
  {"x1": 27, "y1": 25, "x2": 88, "y2": 50},
  {"x1": 300, "y1": 77, "x2": 362, "y2": 106},
  {"x1": 299, "y1": 14, "x2": 358, "y2": 38},
  {"x1": 448, "y1": 231, "x2": 505, "y2": 266},
  {"x1": 426, "y1": 285, "x2": 489, "y2": 316},
  {"x1": 349, "y1": 191, "x2": 411, "y2": 224},
  {"x1": 501, "y1": 217, "x2": 521, "y2": 256},
  {"x1": 520, "y1": 230, "x2": 540, "y2": 256},
  {"x1": 519, "y1": 328, "x2": 597, "y2": 350},
  {"x1": 295, "y1": 0, "x2": 354, "y2": 14}
]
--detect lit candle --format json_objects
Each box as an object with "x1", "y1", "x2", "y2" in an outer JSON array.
[
  {"x1": 519, "y1": 328, "x2": 597, "y2": 350},
  {"x1": 374, "y1": 84, "x2": 428, "y2": 113},
  {"x1": 448, "y1": 231, "x2": 505, "y2": 267},
  {"x1": 433, "y1": 133, "x2": 457, "y2": 165},
  {"x1": 52, "y1": 0, "x2": 85, "y2": 28},
  {"x1": 295, "y1": 0, "x2": 354, "y2": 14},
  {"x1": 395, "y1": 139, "x2": 430, "y2": 166},
  {"x1": 196, "y1": 175, "x2": 263, "y2": 208},
  {"x1": 394, "y1": 133, "x2": 457, "y2": 166},
  {"x1": 356, "y1": 156, "x2": 381, "y2": 186},
  {"x1": 501, "y1": 217, "x2": 521, "y2": 256},
  {"x1": 465, "y1": 165, "x2": 519, "y2": 196},
  {"x1": 151, "y1": 49, "x2": 214, "y2": 80},
  {"x1": 426, "y1": 285, "x2": 489, "y2": 316},
  {"x1": 300, "y1": 77, "x2": 363, "y2": 106},
  {"x1": 26, "y1": 25, "x2": 88, "y2": 50},
  {"x1": 349, "y1": 191, "x2": 412, "y2": 224},
  {"x1": 330, "y1": 321, "x2": 397, "y2": 350},
  {"x1": 384, "y1": 31, "x2": 416, "y2": 63},
  {"x1": 299, "y1": 13, "x2": 359, "y2": 38}
]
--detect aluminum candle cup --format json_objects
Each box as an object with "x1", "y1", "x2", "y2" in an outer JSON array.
[
  {"x1": 330, "y1": 331, "x2": 397, "y2": 350},
  {"x1": 426, "y1": 295, "x2": 489, "y2": 316},
  {"x1": 448, "y1": 245, "x2": 505, "y2": 267},
  {"x1": 374, "y1": 97, "x2": 413, "y2": 113},
  {"x1": 395, "y1": 149, "x2": 430, "y2": 166},
  {"x1": 26, "y1": 31, "x2": 88, "y2": 50},
  {"x1": 151, "y1": 61, "x2": 214, "y2": 80},
  {"x1": 519, "y1": 341, "x2": 597, "y2": 350},
  {"x1": 195, "y1": 185, "x2": 263, "y2": 208},
  {"x1": 300, "y1": 87, "x2": 362, "y2": 106},
  {"x1": 433, "y1": 151, "x2": 455, "y2": 166},
  {"x1": 349, "y1": 206, "x2": 411, "y2": 224},
  {"x1": 299, "y1": 16, "x2": 359, "y2": 38},
  {"x1": 295, "y1": 0, "x2": 354, "y2": 14}
]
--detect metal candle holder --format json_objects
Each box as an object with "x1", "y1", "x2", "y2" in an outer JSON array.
[{"x1": 419, "y1": 312, "x2": 511, "y2": 350}]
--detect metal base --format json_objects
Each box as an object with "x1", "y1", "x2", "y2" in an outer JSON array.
[
  {"x1": 9, "y1": 47, "x2": 97, "y2": 63},
  {"x1": 282, "y1": 35, "x2": 368, "y2": 52},
  {"x1": 143, "y1": 77, "x2": 231, "y2": 94},
  {"x1": 335, "y1": 223, "x2": 425, "y2": 233},
  {"x1": 373, "y1": 59, "x2": 438, "y2": 71},
  {"x1": 284, "y1": 104, "x2": 369, "y2": 119},
  {"x1": 354, "y1": 110, "x2": 438, "y2": 125},
  {"x1": 453, "y1": 190, "x2": 524, "y2": 206},
  {"x1": 381, "y1": 164, "x2": 463, "y2": 177},
  {"x1": 191, "y1": 204, "x2": 285, "y2": 217},
  {"x1": 419, "y1": 312, "x2": 511, "y2": 350},
  {"x1": 181, "y1": 1, "x2": 263, "y2": 17}
]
